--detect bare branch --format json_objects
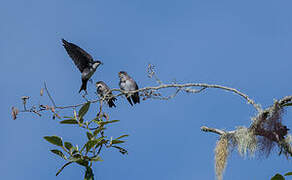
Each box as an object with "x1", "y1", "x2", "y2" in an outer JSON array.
[
  {"x1": 20, "y1": 108, "x2": 42, "y2": 117},
  {"x1": 279, "y1": 95, "x2": 292, "y2": 106},
  {"x1": 34, "y1": 82, "x2": 259, "y2": 113},
  {"x1": 147, "y1": 64, "x2": 163, "y2": 85},
  {"x1": 44, "y1": 82, "x2": 57, "y2": 108},
  {"x1": 110, "y1": 83, "x2": 262, "y2": 112},
  {"x1": 201, "y1": 126, "x2": 229, "y2": 135},
  {"x1": 18, "y1": 70, "x2": 259, "y2": 113}
]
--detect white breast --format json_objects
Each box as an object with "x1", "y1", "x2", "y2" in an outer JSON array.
[
  {"x1": 82, "y1": 68, "x2": 96, "y2": 79},
  {"x1": 124, "y1": 80, "x2": 135, "y2": 91}
]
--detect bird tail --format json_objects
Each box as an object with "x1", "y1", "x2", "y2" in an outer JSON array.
[
  {"x1": 131, "y1": 92, "x2": 140, "y2": 104},
  {"x1": 126, "y1": 96, "x2": 133, "y2": 106},
  {"x1": 62, "y1": 38, "x2": 69, "y2": 45},
  {"x1": 108, "y1": 97, "x2": 117, "y2": 108},
  {"x1": 79, "y1": 79, "x2": 88, "y2": 93}
]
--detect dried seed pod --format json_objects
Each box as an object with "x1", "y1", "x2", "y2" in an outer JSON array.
[{"x1": 11, "y1": 107, "x2": 19, "y2": 120}]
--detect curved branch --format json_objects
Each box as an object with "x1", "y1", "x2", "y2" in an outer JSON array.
[
  {"x1": 110, "y1": 83, "x2": 261, "y2": 112},
  {"x1": 54, "y1": 83, "x2": 261, "y2": 112}
]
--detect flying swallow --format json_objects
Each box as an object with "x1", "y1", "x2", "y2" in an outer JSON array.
[
  {"x1": 96, "y1": 81, "x2": 117, "y2": 108},
  {"x1": 62, "y1": 39, "x2": 102, "y2": 93},
  {"x1": 118, "y1": 71, "x2": 140, "y2": 106}
]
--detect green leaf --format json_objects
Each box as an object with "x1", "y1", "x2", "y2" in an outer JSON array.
[
  {"x1": 99, "y1": 120, "x2": 120, "y2": 126},
  {"x1": 63, "y1": 116, "x2": 73, "y2": 119},
  {"x1": 71, "y1": 146, "x2": 79, "y2": 155},
  {"x1": 84, "y1": 137, "x2": 103, "y2": 152},
  {"x1": 78, "y1": 102, "x2": 90, "y2": 119},
  {"x1": 64, "y1": 142, "x2": 73, "y2": 151},
  {"x1": 60, "y1": 119, "x2": 78, "y2": 124},
  {"x1": 86, "y1": 132, "x2": 94, "y2": 140},
  {"x1": 271, "y1": 174, "x2": 285, "y2": 180},
  {"x1": 285, "y1": 172, "x2": 292, "y2": 176},
  {"x1": 56, "y1": 161, "x2": 73, "y2": 176},
  {"x1": 68, "y1": 154, "x2": 89, "y2": 166},
  {"x1": 111, "y1": 139, "x2": 125, "y2": 144},
  {"x1": 112, "y1": 145, "x2": 128, "y2": 155},
  {"x1": 84, "y1": 166, "x2": 94, "y2": 180},
  {"x1": 93, "y1": 127, "x2": 106, "y2": 136},
  {"x1": 79, "y1": 117, "x2": 84, "y2": 124},
  {"x1": 72, "y1": 153, "x2": 82, "y2": 159},
  {"x1": 116, "y1": 134, "x2": 129, "y2": 140},
  {"x1": 91, "y1": 156, "x2": 103, "y2": 162},
  {"x1": 92, "y1": 117, "x2": 100, "y2": 124},
  {"x1": 76, "y1": 159, "x2": 89, "y2": 167},
  {"x1": 50, "y1": 149, "x2": 66, "y2": 159},
  {"x1": 44, "y1": 136, "x2": 63, "y2": 146}
]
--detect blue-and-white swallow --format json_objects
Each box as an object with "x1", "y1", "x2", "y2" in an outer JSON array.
[
  {"x1": 96, "y1": 81, "x2": 116, "y2": 108},
  {"x1": 118, "y1": 71, "x2": 140, "y2": 106},
  {"x1": 62, "y1": 39, "x2": 102, "y2": 93}
]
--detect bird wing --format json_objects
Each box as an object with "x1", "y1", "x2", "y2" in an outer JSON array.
[
  {"x1": 132, "y1": 81, "x2": 140, "y2": 104},
  {"x1": 119, "y1": 81, "x2": 125, "y2": 90},
  {"x1": 134, "y1": 81, "x2": 139, "y2": 90},
  {"x1": 62, "y1": 39, "x2": 94, "y2": 73}
]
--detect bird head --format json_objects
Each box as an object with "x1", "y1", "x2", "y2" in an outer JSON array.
[
  {"x1": 93, "y1": 60, "x2": 103, "y2": 69},
  {"x1": 118, "y1": 71, "x2": 128, "y2": 79},
  {"x1": 95, "y1": 81, "x2": 104, "y2": 90}
]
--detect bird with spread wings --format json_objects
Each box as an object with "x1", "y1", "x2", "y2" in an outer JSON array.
[{"x1": 62, "y1": 39, "x2": 102, "y2": 93}]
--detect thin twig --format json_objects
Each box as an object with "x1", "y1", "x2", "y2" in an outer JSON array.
[
  {"x1": 279, "y1": 95, "x2": 292, "y2": 106},
  {"x1": 44, "y1": 82, "x2": 57, "y2": 108},
  {"x1": 201, "y1": 126, "x2": 234, "y2": 135},
  {"x1": 147, "y1": 64, "x2": 163, "y2": 85},
  {"x1": 97, "y1": 144, "x2": 103, "y2": 155}
]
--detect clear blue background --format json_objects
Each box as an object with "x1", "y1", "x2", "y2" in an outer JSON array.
[{"x1": 1, "y1": 0, "x2": 292, "y2": 179}]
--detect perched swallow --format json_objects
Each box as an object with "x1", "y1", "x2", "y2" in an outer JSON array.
[
  {"x1": 118, "y1": 71, "x2": 140, "y2": 106},
  {"x1": 96, "y1": 81, "x2": 117, "y2": 108},
  {"x1": 62, "y1": 39, "x2": 102, "y2": 93}
]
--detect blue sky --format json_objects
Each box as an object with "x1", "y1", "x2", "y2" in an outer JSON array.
[{"x1": 1, "y1": 0, "x2": 292, "y2": 179}]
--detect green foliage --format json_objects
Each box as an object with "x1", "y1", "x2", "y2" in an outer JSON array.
[
  {"x1": 271, "y1": 172, "x2": 292, "y2": 180},
  {"x1": 116, "y1": 134, "x2": 129, "y2": 140},
  {"x1": 64, "y1": 142, "x2": 73, "y2": 151},
  {"x1": 112, "y1": 145, "x2": 128, "y2": 154},
  {"x1": 43, "y1": 103, "x2": 128, "y2": 179},
  {"x1": 60, "y1": 119, "x2": 78, "y2": 124},
  {"x1": 56, "y1": 162, "x2": 73, "y2": 176},
  {"x1": 111, "y1": 139, "x2": 125, "y2": 145},
  {"x1": 98, "y1": 120, "x2": 120, "y2": 126},
  {"x1": 84, "y1": 167, "x2": 94, "y2": 180},
  {"x1": 84, "y1": 137, "x2": 104, "y2": 153},
  {"x1": 44, "y1": 136, "x2": 63, "y2": 147},
  {"x1": 91, "y1": 156, "x2": 103, "y2": 162},
  {"x1": 93, "y1": 126, "x2": 105, "y2": 136},
  {"x1": 284, "y1": 172, "x2": 292, "y2": 176},
  {"x1": 86, "y1": 132, "x2": 94, "y2": 140},
  {"x1": 51, "y1": 149, "x2": 66, "y2": 159},
  {"x1": 271, "y1": 174, "x2": 285, "y2": 180},
  {"x1": 79, "y1": 102, "x2": 90, "y2": 119}
]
